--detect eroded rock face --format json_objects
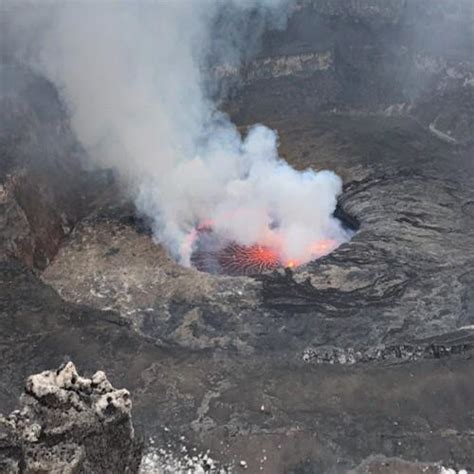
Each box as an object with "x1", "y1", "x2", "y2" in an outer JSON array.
[
  {"x1": 230, "y1": 0, "x2": 474, "y2": 145},
  {"x1": 0, "y1": 362, "x2": 141, "y2": 473},
  {"x1": 0, "y1": 64, "x2": 103, "y2": 270}
]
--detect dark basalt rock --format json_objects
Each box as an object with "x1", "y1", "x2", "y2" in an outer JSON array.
[
  {"x1": 230, "y1": 0, "x2": 474, "y2": 145},
  {"x1": 0, "y1": 362, "x2": 142, "y2": 473}
]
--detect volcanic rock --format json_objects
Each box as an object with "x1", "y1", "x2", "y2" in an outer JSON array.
[
  {"x1": 351, "y1": 455, "x2": 455, "y2": 474},
  {"x1": 1, "y1": 0, "x2": 474, "y2": 472},
  {"x1": 0, "y1": 64, "x2": 106, "y2": 270},
  {"x1": 0, "y1": 361, "x2": 142, "y2": 473},
  {"x1": 231, "y1": 0, "x2": 474, "y2": 146}
]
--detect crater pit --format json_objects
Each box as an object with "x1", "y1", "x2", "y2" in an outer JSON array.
[{"x1": 189, "y1": 205, "x2": 357, "y2": 276}]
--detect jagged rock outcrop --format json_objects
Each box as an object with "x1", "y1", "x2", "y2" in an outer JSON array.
[{"x1": 0, "y1": 362, "x2": 142, "y2": 473}]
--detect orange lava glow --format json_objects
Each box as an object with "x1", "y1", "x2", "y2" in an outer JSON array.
[
  {"x1": 219, "y1": 242, "x2": 280, "y2": 274},
  {"x1": 216, "y1": 238, "x2": 337, "y2": 275},
  {"x1": 307, "y1": 239, "x2": 338, "y2": 257},
  {"x1": 188, "y1": 218, "x2": 338, "y2": 275},
  {"x1": 277, "y1": 239, "x2": 337, "y2": 270}
]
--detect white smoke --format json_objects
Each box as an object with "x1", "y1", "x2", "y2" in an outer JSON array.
[{"x1": 5, "y1": 0, "x2": 351, "y2": 268}]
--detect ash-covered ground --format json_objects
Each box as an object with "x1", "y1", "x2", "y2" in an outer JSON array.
[{"x1": 1, "y1": 1, "x2": 474, "y2": 472}]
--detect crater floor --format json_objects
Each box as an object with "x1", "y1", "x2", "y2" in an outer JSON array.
[
  {"x1": 42, "y1": 114, "x2": 474, "y2": 357},
  {"x1": 2, "y1": 113, "x2": 473, "y2": 472}
]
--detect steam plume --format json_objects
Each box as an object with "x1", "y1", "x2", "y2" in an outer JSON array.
[{"x1": 5, "y1": 0, "x2": 351, "y2": 268}]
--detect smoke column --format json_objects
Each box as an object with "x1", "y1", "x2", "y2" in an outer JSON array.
[{"x1": 5, "y1": 0, "x2": 351, "y2": 268}]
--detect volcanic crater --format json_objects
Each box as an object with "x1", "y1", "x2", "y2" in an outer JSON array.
[
  {"x1": 1, "y1": 1, "x2": 474, "y2": 473},
  {"x1": 189, "y1": 204, "x2": 357, "y2": 276}
]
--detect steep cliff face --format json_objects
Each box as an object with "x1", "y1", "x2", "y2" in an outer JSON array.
[
  {"x1": 229, "y1": 0, "x2": 473, "y2": 144},
  {"x1": 0, "y1": 65, "x2": 101, "y2": 270}
]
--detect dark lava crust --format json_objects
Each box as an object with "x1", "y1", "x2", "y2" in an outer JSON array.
[{"x1": 2, "y1": 1, "x2": 474, "y2": 472}]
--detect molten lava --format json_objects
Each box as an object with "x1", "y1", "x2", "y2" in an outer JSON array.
[
  {"x1": 188, "y1": 218, "x2": 339, "y2": 276},
  {"x1": 218, "y1": 242, "x2": 280, "y2": 275}
]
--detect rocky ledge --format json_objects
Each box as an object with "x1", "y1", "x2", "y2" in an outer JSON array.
[{"x1": 0, "y1": 362, "x2": 142, "y2": 473}]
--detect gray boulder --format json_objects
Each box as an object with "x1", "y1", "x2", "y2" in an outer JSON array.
[{"x1": 0, "y1": 362, "x2": 142, "y2": 473}]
